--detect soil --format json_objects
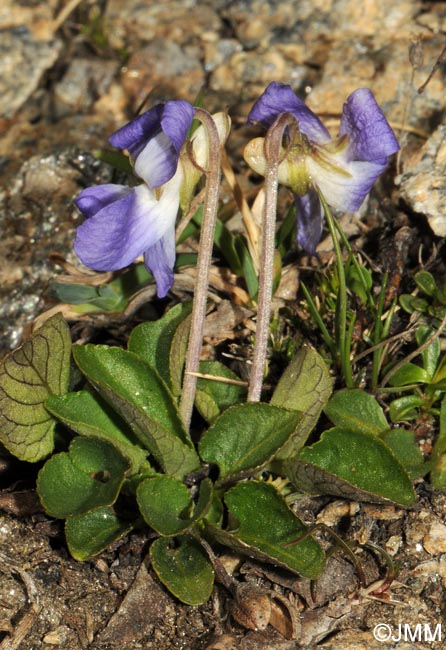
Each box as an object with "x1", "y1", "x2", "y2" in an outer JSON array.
[{"x1": 1, "y1": 1, "x2": 446, "y2": 648}]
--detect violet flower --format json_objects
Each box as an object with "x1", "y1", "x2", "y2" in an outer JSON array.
[
  {"x1": 244, "y1": 82, "x2": 400, "y2": 254},
  {"x1": 74, "y1": 100, "x2": 211, "y2": 298}
]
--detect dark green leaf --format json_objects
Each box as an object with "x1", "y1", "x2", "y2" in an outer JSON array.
[
  {"x1": 45, "y1": 391, "x2": 148, "y2": 474},
  {"x1": 137, "y1": 476, "x2": 212, "y2": 536},
  {"x1": 150, "y1": 537, "x2": 214, "y2": 605},
  {"x1": 73, "y1": 345, "x2": 199, "y2": 477},
  {"x1": 128, "y1": 302, "x2": 193, "y2": 390},
  {"x1": 271, "y1": 346, "x2": 333, "y2": 458},
  {"x1": 195, "y1": 360, "x2": 245, "y2": 424},
  {"x1": 37, "y1": 437, "x2": 130, "y2": 518},
  {"x1": 388, "y1": 363, "x2": 430, "y2": 387},
  {"x1": 415, "y1": 270, "x2": 437, "y2": 297},
  {"x1": 292, "y1": 427, "x2": 416, "y2": 506},
  {"x1": 169, "y1": 312, "x2": 192, "y2": 398},
  {"x1": 389, "y1": 395, "x2": 425, "y2": 422},
  {"x1": 93, "y1": 149, "x2": 133, "y2": 173},
  {"x1": 324, "y1": 389, "x2": 388, "y2": 435},
  {"x1": 431, "y1": 398, "x2": 446, "y2": 489},
  {"x1": 416, "y1": 326, "x2": 440, "y2": 380},
  {"x1": 381, "y1": 429, "x2": 427, "y2": 479},
  {"x1": 66, "y1": 506, "x2": 133, "y2": 560},
  {"x1": 205, "y1": 481, "x2": 325, "y2": 579},
  {"x1": 234, "y1": 235, "x2": 258, "y2": 298},
  {"x1": 0, "y1": 314, "x2": 71, "y2": 462},
  {"x1": 199, "y1": 403, "x2": 301, "y2": 481}
]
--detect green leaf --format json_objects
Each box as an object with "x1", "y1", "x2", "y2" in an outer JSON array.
[
  {"x1": 431, "y1": 398, "x2": 446, "y2": 489},
  {"x1": 45, "y1": 391, "x2": 148, "y2": 474},
  {"x1": 389, "y1": 395, "x2": 425, "y2": 422},
  {"x1": 415, "y1": 270, "x2": 437, "y2": 297},
  {"x1": 416, "y1": 326, "x2": 440, "y2": 380},
  {"x1": 37, "y1": 437, "x2": 130, "y2": 518},
  {"x1": 73, "y1": 345, "x2": 199, "y2": 477},
  {"x1": 432, "y1": 354, "x2": 446, "y2": 385},
  {"x1": 199, "y1": 403, "x2": 301, "y2": 481},
  {"x1": 150, "y1": 537, "x2": 214, "y2": 605},
  {"x1": 324, "y1": 389, "x2": 388, "y2": 436},
  {"x1": 271, "y1": 346, "x2": 333, "y2": 457},
  {"x1": 51, "y1": 265, "x2": 154, "y2": 314},
  {"x1": 137, "y1": 476, "x2": 212, "y2": 536},
  {"x1": 66, "y1": 506, "x2": 133, "y2": 560},
  {"x1": 205, "y1": 481, "x2": 325, "y2": 579},
  {"x1": 234, "y1": 235, "x2": 258, "y2": 298},
  {"x1": 0, "y1": 314, "x2": 71, "y2": 462},
  {"x1": 93, "y1": 148, "x2": 133, "y2": 173},
  {"x1": 292, "y1": 427, "x2": 416, "y2": 506},
  {"x1": 195, "y1": 360, "x2": 245, "y2": 424},
  {"x1": 169, "y1": 312, "x2": 192, "y2": 398},
  {"x1": 128, "y1": 302, "x2": 193, "y2": 390},
  {"x1": 381, "y1": 429, "x2": 427, "y2": 479},
  {"x1": 388, "y1": 363, "x2": 430, "y2": 387}
]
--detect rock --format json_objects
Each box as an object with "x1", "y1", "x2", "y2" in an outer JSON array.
[
  {"x1": 121, "y1": 39, "x2": 205, "y2": 109},
  {"x1": 54, "y1": 57, "x2": 118, "y2": 117},
  {"x1": 423, "y1": 522, "x2": 446, "y2": 555},
  {"x1": 0, "y1": 149, "x2": 113, "y2": 356},
  {"x1": 0, "y1": 26, "x2": 61, "y2": 118},
  {"x1": 399, "y1": 122, "x2": 446, "y2": 237},
  {"x1": 96, "y1": 563, "x2": 172, "y2": 645},
  {"x1": 104, "y1": 0, "x2": 220, "y2": 50}
]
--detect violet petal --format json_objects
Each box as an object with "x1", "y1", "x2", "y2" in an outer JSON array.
[
  {"x1": 110, "y1": 100, "x2": 194, "y2": 189},
  {"x1": 109, "y1": 104, "x2": 164, "y2": 157},
  {"x1": 74, "y1": 182, "x2": 179, "y2": 272},
  {"x1": 75, "y1": 184, "x2": 132, "y2": 219},
  {"x1": 248, "y1": 82, "x2": 330, "y2": 145},
  {"x1": 340, "y1": 88, "x2": 400, "y2": 163},
  {"x1": 306, "y1": 156, "x2": 388, "y2": 212},
  {"x1": 143, "y1": 225, "x2": 176, "y2": 298},
  {"x1": 294, "y1": 188, "x2": 324, "y2": 254}
]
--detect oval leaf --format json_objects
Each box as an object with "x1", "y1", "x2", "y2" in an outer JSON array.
[
  {"x1": 0, "y1": 314, "x2": 71, "y2": 461},
  {"x1": 324, "y1": 389, "x2": 388, "y2": 435},
  {"x1": 128, "y1": 302, "x2": 192, "y2": 391},
  {"x1": 66, "y1": 506, "x2": 133, "y2": 561},
  {"x1": 73, "y1": 345, "x2": 199, "y2": 477},
  {"x1": 292, "y1": 428, "x2": 416, "y2": 506},
  {"x1": 37, "y1": 437, "x2": 130, "y2": 518},
  {"x1": 199, "y1": 403, "x2": 301, "y2": 481},
  {"x1": 195, "y1": 360, "x2": 245, "y2": 424},
  {"x1": 137, "y1": 476, "x2": 212, "y2": 536},
  {"x1": 271, "y1": 346, "x2": 333, "y2": 457},
  {"x1": 206, "y1": 481, "x2": 325, "y2": 579},
  {"x1": 46, "y1": 391, "x2": 148, "y2": 473},
  {"x1": 150, "y1": 537, "x2": 214, "y2": 605}
]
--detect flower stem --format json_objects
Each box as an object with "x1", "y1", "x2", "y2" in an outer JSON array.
[
  {"x1": 318, "y1": 190, "x2": 354, "y2": 387},
  {"x1": 248, "y1": 113, "x2": 296, "y2": 402},
  {"x1": 180, "y1": 109, "x2": 223, "y2": 430}
]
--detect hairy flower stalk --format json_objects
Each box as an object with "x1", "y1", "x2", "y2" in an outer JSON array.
[
  {"x1": 180, "y1": 109, "x2": 224, "y2": 429},
  {"x1": 248, "y1": 113, "x2": 297, "y2": 402}
]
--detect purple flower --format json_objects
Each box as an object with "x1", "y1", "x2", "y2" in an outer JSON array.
[
  {"x1": 74, "y1": 101, "x2": 194, "y2": 298},
  {"x1": 74, "y1": 174, "x2": 184, "y2": 298},
  {"x1": 244, "y1": 82, "x2": 400, "y2": 254},
  {"x1": 74, "y1": 103, "x2": 231, "y2": 298}
]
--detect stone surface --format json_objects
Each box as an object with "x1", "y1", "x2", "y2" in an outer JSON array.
[
  {"x1": 399, "y1": 122, "x2": 446, "y2": 237},
  {"x1": 0, "y1": 26, "x2": 61, "y2": 118}
]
